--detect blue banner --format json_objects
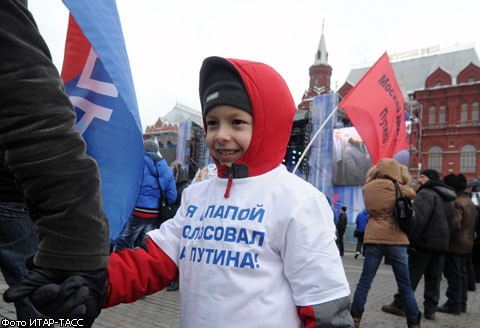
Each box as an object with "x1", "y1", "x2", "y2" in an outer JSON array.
[
  {"x1": 176, "y1": 120, "x2": 192, "y2": 171},
  {"x1": 62, "y1": 0, "x2": 143, "y2": 241},
  {"x1": 308, "y1": 93, "x2": 337, "y2": 201}
]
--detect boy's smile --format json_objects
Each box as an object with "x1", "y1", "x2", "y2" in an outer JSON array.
[{"x1": 205, "y1": 105, "x2": 253, "y2": 167}]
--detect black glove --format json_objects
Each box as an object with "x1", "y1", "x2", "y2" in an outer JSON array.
[
  {"x1": 72, "y1": 269, "x2": 108, "y2": 327},
  {"x1": 3, "y1": 266, "x2": 108, "y2": 328},
  {"x1": 30, "y1": 275, "x2": 89, "y2": 317}
]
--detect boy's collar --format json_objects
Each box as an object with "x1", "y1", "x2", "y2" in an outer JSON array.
[{"x1": 217, "y1": 163, "x2": 249, "y2": 179}]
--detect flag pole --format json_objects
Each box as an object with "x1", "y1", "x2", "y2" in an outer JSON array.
[{"x1": 292, "y1": 106, "x2": 339, "y2": 174}]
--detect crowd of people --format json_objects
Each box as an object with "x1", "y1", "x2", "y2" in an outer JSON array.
[
  {"x1": 338, "y1": 165, "x2": 479, "y2": 328},
  {"x1": 1, "y1": 1, "x2": 479, "y2": 328}
]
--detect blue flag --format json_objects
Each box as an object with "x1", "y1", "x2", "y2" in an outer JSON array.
[{"x1": 61, "y1": 0, "x2": 143, "y2": 241}]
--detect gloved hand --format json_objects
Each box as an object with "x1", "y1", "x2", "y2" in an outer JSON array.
[
  {"x1": 3, "y1": 265, "x2": 108, "y2": 328},
  {"x1": 72, "y1": 269, "x2": 108, "y2": 327},
  {"x1": 30, "y1": 275, "x2": 89, "y2": 317}
]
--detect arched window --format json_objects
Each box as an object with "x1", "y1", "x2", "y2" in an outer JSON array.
[
  {"x1": 472, "y1": 102, "x2": 479, "y2": 126},
  {"x1": 460, "y1": 145, "x2": 476, "y2": 172},
  {"x1": 461, "y1": 103, "x2": 468, "y2": 126},
  {"x1": 439, "y1": 105, "x2": 446, "y2": 127},
  {"x1": 429, "y1": 106, "x2": 435, "y2": 128},
  {"x1": 428, "y1": 146, "x2": 443, "y2": 173}
]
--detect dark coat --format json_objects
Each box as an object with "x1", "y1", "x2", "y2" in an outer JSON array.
[
  {"x1": 0, "y1": 2, "x2": 109, "y2": 270},
  {"x1": 411, "y1": 180, "x2": 456, "y2": 252},
  {"x1": 449, "y1": 192, "x2": 476, "y2": 254},
  {"x1": 343, "y1": 142, "x2": 371, "y2": 185},
  {"x1": 171, "y1": 163, "x2": 190, "y2": 209},
  {"x1": 337, "y1": 213, "x2": 347, "y2": 235}
]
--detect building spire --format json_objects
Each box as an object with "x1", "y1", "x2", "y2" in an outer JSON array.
[
  {"x1": 298, "y1": 19, "x2": 332, "y2": 110},
  {"x1": 315, "y1": 19, "x2": 328, "y2": 65}
]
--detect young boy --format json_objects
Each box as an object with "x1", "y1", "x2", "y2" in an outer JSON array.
[{"x1": 105, "y1": 56, "x2": 353, "y2": 327}]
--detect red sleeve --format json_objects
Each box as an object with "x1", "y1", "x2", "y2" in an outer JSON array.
[
  {"x1": 104, "y1": 237, "x2": 178, "y2": 308},
  {"x1": 297, "y1": 305, "x2": 316, "y2": 328}
]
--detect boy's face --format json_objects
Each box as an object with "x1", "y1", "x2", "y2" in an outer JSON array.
[{"x1": 205, "y1": 105, "x2": 253, "y2": 167}]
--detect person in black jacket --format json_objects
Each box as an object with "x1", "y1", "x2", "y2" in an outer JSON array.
[
  {"x1": 472, "y1": 204, "x2": 480, "y2": 283},
  {"x1": 438, "y1": 174, "x2": 476, "y2": 315},
  {"x1": 0, "y1": 151, "x2": 48, "y2": 323},
  {"x1": 382, "y1": 169, "x2": 456, "y2": 321},
  {"x1": 1, "y1": 1, "x2": 109, "y2": 325},
  {"x1": 342, "y1": 138, "x2": 372, "y2": 186},
  {"x1": 336, "y1": 206, "x2": 348, "y2": 256}
]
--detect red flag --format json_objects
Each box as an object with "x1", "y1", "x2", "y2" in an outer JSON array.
[{"x1": 339, "y1": 52, "x2": 409, "y2": 165}]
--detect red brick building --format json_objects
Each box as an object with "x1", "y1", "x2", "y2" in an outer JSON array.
[{"x1": 411, "y1": 62, "x2": 480, "y2": 181}]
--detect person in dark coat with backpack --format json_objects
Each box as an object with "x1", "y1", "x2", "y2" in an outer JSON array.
[
  {"x1": 114, "y1": 140, "x2": 176, "y2": 251},
  {"x1": 382, "y1": 169, "x2": 456, "y2": 321}
]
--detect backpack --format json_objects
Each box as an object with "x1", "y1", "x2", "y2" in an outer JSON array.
[{"x1": 393, "y1": 181, "x2": 415, "y2": 238}]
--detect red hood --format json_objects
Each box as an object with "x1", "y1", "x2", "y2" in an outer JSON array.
[{"x1": 205, "y1": 58, "x2": 296, "y2": 178}]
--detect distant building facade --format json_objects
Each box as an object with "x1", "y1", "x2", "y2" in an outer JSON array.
[
  {"x1": 339, "y1": 46, "x2": 480, "y2": 181},
  {"x1": 143, "y1": 102, "x2": 201, "y2": 147}
]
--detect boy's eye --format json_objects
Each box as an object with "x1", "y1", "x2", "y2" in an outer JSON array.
[
  {"x1": 206, "y1": 120, "x2": 217, "y2": 126},
  {"x1": 232, "y1": 119, "x2": 245, "y2": 125}
]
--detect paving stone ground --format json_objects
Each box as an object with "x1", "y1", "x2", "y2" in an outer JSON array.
[{"x1": 1, "y1": 248, "x2": 479, "y2": 327}]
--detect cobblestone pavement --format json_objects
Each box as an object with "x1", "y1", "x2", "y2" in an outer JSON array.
[{"x1": 1, "y1": 250, "x2": 479, "y2": 327}]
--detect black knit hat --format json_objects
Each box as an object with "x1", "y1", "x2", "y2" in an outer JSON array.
[
  {"x1": 443, "y1": 173, "x2": 467, "y2": 192},
  {"x1": 420, "y1": 169, "x2": 440, "y2": 181},
  {"x1": 199, "y1": 56, "x2": 252, "y2": 118}
]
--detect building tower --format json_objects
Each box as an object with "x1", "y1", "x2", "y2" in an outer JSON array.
[{"x1": 298, "y1": 20, "x2": 333, "y2": 110}]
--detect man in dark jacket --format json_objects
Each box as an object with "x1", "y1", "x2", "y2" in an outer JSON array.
[
  {"x1": 336, "y1": 206, "x2": 348, "y2": 256},
  {"x1": 0, "y1": 152, "x2": 49, "y2": 323},
  {"x1": 1, "y1": 1, "x2": 109, "y2": 325},
  {"x1": 438, "y1": 174, "x2": 476, "y2": 314},
  {"x1": 343, "y1": 138, "x2": 371, "y2": 186},
  {"x1": 382, "y1": 169, "x2": 456, "y2": 321}
]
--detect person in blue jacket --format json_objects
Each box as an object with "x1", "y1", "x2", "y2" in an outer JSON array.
[
  {"x1": 354, "y1": 208, "x2": 369, "y2": 258},
  {"x1": 114, "y1": 140, "x2": 177, "y2": 250}
]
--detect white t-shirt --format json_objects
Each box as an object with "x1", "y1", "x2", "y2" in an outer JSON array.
[{"x1": 148, "y1": 165, "x2": 350, "y2": 328}]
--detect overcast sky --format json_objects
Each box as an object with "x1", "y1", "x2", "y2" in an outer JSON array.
[{"x1": 29, "y1": 0, "x2": 480, "y2": 130}]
